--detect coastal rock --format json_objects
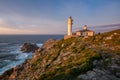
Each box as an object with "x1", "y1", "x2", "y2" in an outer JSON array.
[
  {"x1": 21, "y1": 43, "x2": 39, "y2": 53},
  {"x1": 78, "y1": 74, "x2": 89, "y2": 80},
  {"x1": 87, "y1": 71, "x2": 96, "y2": 79},
  {"x1": 78, "y1": 68, "x2": 119, "y2": 80},
  {"x1": 0, "y1": 68, "x2": 14, "y2": 79},
  {"x1": 32, "y1": 39, "x2": 56, "y2": 60},
  {"x1": 41, "y1": 39, "x2": 56, "y2": 50}
]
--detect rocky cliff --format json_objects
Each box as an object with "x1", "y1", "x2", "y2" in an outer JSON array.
[{"x1": 0, "y1": 29, "x2": 120, "y2": 80}]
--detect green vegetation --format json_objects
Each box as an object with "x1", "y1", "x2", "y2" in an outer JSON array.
[
  {"x1": 35, "y1": 38, "x2": 101, "y2": 80},
  {"x1": 13, "y1": 29, "x2": 120, "y2": 80}
]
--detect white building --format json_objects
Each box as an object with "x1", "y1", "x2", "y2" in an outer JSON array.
[{"x1": 64, "y1": 16, "x2": 94, "y2": 39}]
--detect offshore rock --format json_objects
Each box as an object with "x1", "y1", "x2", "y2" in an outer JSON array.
[{"x1": 21, "y1": 43, "x2": 39, "y2": 53}]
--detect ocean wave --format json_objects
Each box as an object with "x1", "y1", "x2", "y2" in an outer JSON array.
[
  {"x1": 3, "y1": 60, "x2": 11, "y2": 63},
  {"x1": 0, "y1": 53, "x2": 32, "y2": 75},
  {"x1": 36, "y1": 43, "x2": 43, "y2": 47},
  {"x1": 0, "y1": 48, "x2": 32, "y2": 75},
  {"x1": 0, "y1": 60, "x2": 24, "y2": 75},
  {"x1": 0, "y1": 43, "x2": 42, "y2": 75}
]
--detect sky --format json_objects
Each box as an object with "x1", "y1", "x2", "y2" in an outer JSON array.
[{"x1": 0, "y1": 0, "x2": 120, "y2": 34}]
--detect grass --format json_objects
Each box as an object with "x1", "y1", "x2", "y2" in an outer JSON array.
[
  {"x1": 19, "y1": 29, "x2": 120, "y2": 80},
  {"x1": 37, "y1": 38, "x2": 102, "y2": 80}
]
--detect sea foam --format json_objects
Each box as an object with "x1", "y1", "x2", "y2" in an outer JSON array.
[{"x1": 0, "y1": 43, "x2": 42, "y2": 75}]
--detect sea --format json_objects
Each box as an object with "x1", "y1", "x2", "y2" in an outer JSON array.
[{"x1": 0, "y1": 35, "x2": 63, "y2": 75}]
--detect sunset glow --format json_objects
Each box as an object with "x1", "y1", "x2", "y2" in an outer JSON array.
[{"x1": 0, "y1": 0, "x2": 120, "y2": 34}]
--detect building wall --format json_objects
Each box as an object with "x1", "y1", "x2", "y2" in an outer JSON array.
[
  {"x1": 76, "y1": 32, "x2": 81, "y2": 36},
  {"x1": 64, "y1": 35, "x2": 79, "y2": 39},
  {"x1": 76, "y1": 31, "x2": 94, "y2": 36},
  {"x1": 88, "y1": 32, "x2": 94, "y2": 36}
]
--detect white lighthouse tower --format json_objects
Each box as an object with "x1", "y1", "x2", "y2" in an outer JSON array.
[{"x1": 67, "y1": 16, "x2": 73, "y2": 36}]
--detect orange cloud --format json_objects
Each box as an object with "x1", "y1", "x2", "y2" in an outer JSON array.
[{"x1": 0, "y1": 27, "x2": 37, "y2": 34}]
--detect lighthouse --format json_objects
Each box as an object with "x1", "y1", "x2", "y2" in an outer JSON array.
[
  {"x1": 83, "y1": 25, "x2": 87, "y2": 30},
  {"x1": 67, "y1": 16, "x2": 73, "y2": 36},
  {"x1": 64, "y1": 16, "x2": 94, "y2": 40}
]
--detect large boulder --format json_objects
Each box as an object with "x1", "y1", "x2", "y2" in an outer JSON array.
[{"x1": 21, "y1": 43, "x2": 39, "y2": 53}]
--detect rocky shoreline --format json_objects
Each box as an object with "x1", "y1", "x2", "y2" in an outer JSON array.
[
  {"x1": 0, "y1": 42, "x2": 39, "y2": 79},
  {"x1": 0, "y1": 39, "x2": 56, "y2": 79}
]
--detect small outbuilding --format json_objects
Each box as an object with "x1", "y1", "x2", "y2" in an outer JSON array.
[{"x1": 76, "y1": 25, "x2": 94, "y2": 37}]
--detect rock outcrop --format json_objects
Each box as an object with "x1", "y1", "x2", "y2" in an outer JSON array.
[
  {"x1": 42, "y1": 39, "x2": 56, "y2": 50},
  {"x1": 21, "y1": 43, "x2": 39, "y2": 53},
  {"x1": 0, "y1": 68, "x2": 14, "y2": 79},
  {"x1": 78, "y1": 68, "x2": 119, "y2": 80}
]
